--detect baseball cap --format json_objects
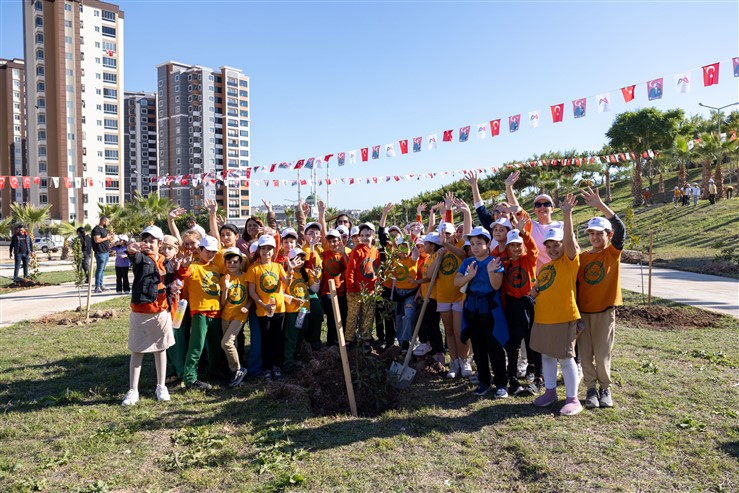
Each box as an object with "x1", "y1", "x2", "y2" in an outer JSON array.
[
  {"x1": 257, "y1": 234, "x2": 276, "y2": 248},
  {"x1": 141, "y1": 225, "x2": 164, "y2": 241},
  {"x1": 223, "y1": 246, "x2": 244, "y2": 259},
  {"x1": 288, "y1": 247, "x2": 306, "y2": 260},
  {"x1": 326, "y1": 228, "x2": 341, "y2": 239},
  {"x1": 424, "y1": 232, "x2": 443, "y2": 246},
  {"x1": 280, "y1": 227, "x2": 298, "y2": 240},
  {"x1": 336, "y1": 225, "x2": 349, "y2": 236},
  {"x1": 534, "y1": 194, "x2": 554, "y2": 205},
  {"x1": 358, "y1": 222, "x2": 375, "y2": 233},
  {"x1": 587, "y1": 217, "x2": 612, "y2": 232},
  {"x1": 491, "y1": 218, "x2": 513, "y2": 230},
  {"x1": 199, "y1": 235, "x2": 220, "y2": 251},
  {"x1": 464, "y1": 226, "x2": 492, "y2": 242},
  {"x1": 395, "y1": 235, "x2": 409, "y2": 246},
  {"x1": 118, "y1": 234, "x2": 129, "y2": 242},
  {"x1": 304, "y1": 221, "x2": 322, "y2": 233},
  {"x1": 162, "y1": 235, "x2": 180, "y2": 248},
  {"x1": 543, "y1": 227, "x2": 564, "y2": 243},
  {"x1": 415, "y1": 235, "x2": 426, "y2": 246},
  {"x1": 350, "y1": 226, "x2": 360, "y2": 237},
  {"x1": 505, "y1": 230, "x2": 524, "y2": 245},
  {"x1": 249, "y1": 242, "x2": 259, "y2": 254},
  {"x1": 387, "y1": 225, "x2": 402, "y2": 235}
]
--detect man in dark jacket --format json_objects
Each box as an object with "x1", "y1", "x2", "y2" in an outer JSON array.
[
  {"x1": 10, "y1": 224, "x2": 33, "y2": 281},
  {"x1": 76, "y1": 227, "x2": 93, "y2": 280}
]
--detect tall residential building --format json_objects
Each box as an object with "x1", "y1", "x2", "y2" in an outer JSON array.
[
  {"x1": 0, "y1": 58, "x2": 28, "y2": 218},
  {"x1": 23, "y1": 0, "x2": 124, "y2": 225},
  {"x1": 156, "y1": 62, "x2": 251, "y2": 224},
  {"x1": 123, "y1": 91, "x2": 157, "y2": 203}
]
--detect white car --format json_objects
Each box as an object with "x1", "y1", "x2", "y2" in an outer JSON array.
[{"x1": 34, "y1": 237, "x2": 62, "y2": 253}]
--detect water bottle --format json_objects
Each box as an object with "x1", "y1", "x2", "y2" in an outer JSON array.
[
  {"x1": 266, "y1": 295, "x2": 276, "y2": 318},
  {"x1": 295, "y1": 307, "x2": 308, "y2": 328},
  {"x1": 172, "y1": 299, "x2": 188, "y2": 329}
]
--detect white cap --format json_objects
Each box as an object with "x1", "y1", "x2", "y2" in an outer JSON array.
[
  {"x1": 587, "y1": 217, "x2": 612, "y2": 232},
  {"x1": 415, "y1": 235, "x2": 425, "y2": 246},
  {"x1": 280, "y1": 227, "x2": 298, "y2": 239},
  {"x1": 350, "y1": 226, "x2": 360, "y2": 237},
  {"x1": 387, "y1": 225, "x2": 402, "y2": 235},
  {"x1": 358, "y1": 222, "x2": 375, "y2": 233},
  {"x1": 118, "y1": 234, "x2": 129, "y2": 242},
  {"x1": 675, "y1": 186, "x2": 680, "y2": 190},
  {"x1": 464, "y1": 226, "x2": 492, "y2": 242},
  {"x1": 534, "y1": 194, "x2": 554, "y2": 205},
  {"x1": 424, "y1": 232, "x2": 443, "y2": 246},
  {"x1": 249, "y1": 242, "x2": 259, "y2": 254},
  {"x1": 199, "y1": 235, "x2": 220, "y2": 251},
  {"x1": 491, "y1": 218, "x2": 513, "y2": 230},
  {"x1": 223, "y1": 246, "x2": 245, "y2": 259},
  {"x1": 395, "y1": 235, "x2": 409, "y2": 246},
  {"x1": 336, "y1": 225, "x2": 349, "y2": 236},
  {"x1": 257, "y1": 234, "x2": 276, "y2": 248},
  {"x1": 543, "y1": 227, "x2": 564, "y2": 243},
  {"x1": 304, "y1": 221, "x2": 322, "y2": 233},
  {"x1": 288, "y1": 247, "x2": 306, "y2": 260},
  {"x1": 438, "y1": 222, "x2": 455, "y2": 234},
  {"x1": 506, "y1": 230, "x2": 524, "y2": 245},
  {"x1": 709, "y1": 178, "x2": 715, "y2": 183},
  {"x1": 326, "y1": 228, "x2": 341, "y2": 239},
  {"x1": 141, "y1": 225, "x2": 164, "y2": 241}
]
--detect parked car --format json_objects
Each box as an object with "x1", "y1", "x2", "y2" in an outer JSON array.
[{"x1": 33, "y1": 237, "x2": 62, "y2": 253}]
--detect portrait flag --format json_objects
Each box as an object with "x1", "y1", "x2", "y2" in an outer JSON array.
[
  {"x1": 572, "y1": 98, "x2": 586, "y2": 118},
  {"x1": 412, "y1": 137, "x2": 422, "y2": 152},
  {"x1": 508, "y1": 115, "x2": 521, "y2": 133},
  {"x1": 337, "y1": 153, "x2": 345, "y2": 166},
  {"x1": 459, "y1": 126, "x2": 470, "y2": 142},
  {"x1": 733, "y1": 57, "x2": 739, "y2": 77},
  {"x1": 647, "y1": 78, "x2": 663, "y2": 101},
  {"x1": 372, "y1": 145, "x2": 380, "y2": 159}
]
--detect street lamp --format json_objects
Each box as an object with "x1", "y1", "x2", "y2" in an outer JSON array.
[{"x1": 698, "y1": 101, "x2": 739, "y2": 186}]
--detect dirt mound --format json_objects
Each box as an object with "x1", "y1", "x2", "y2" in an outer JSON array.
[
  {"x1": 3, "y1": 279, "x2": 50, "y2": 289},
  {"x1": 617, "y1": 304, "x2": 725, "y2": 330},
  {"x1": 37, "y1": 309, "x2": 119, "y2": 327},
  {"x1": 699, "y1": 260, "x2": 739, "y2": 277}
]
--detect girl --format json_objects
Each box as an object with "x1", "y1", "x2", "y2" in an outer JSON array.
[
  {"x1": 317, "y1": 225, "x2": 349, "y2": 347},
  {"x1": 111, "y1": 235, "x2": 131, "y2": 294},
  {"x1": 246, "y1": 235, "x2": 291, "y2": 381},
  {"x1": 377, "y1": 203, "x2": 399, "y2": 349},
  {"x1": 122, "y1": 226, "x2": 174, "y2": 406},
  {"x1": 283, "y1": 248, "x2": 319, "y2": 372},
  {"x1": 345, "y1": 222, "x2": 381, "y2": 352},
  {"x1": 454, "y1": 226, "x2": 507, "y2": 397},
  {"x1": 392, "y1": 235, "x2": 419, "y2": 353},
  {"x1": 220, "y1": 247, "x2": 251, "y2": 387},
  {"x1": 530, "y1": 194, "x2": 582, "y2": 416},
  {"x1": 412, "y1": 234, "x2": 445, "y2": 363},
  {"x1": 161, "y1": 234, "x2": 187, "y2": 387}
]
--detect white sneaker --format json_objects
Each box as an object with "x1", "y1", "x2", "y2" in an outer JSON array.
[
  {"x1": 412, "y1": 342, "x2": 432, "y2": 357},
  {"x1": 155, "y1": 385, "x2": 170, "y2": 402},
  {"x1": 122, "y1": 389, "x2": 139, "y2": 406},
  {"x1": 446, "y1": 359, "x2": 459, "y2": 379},
  {"x1": 460, "y1": 358, "x2": 474, "y2": 377}
]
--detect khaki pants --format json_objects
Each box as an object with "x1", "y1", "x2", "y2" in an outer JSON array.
[
  {"x1": 221, "y1": 318, "x2": 245, "y2": 372},
  {"x1": 345, "y1": 292, "x2": 374, "y2": 342},
  {"x1": 579, "y1": 308, "x2": 616, "y2": 390}
]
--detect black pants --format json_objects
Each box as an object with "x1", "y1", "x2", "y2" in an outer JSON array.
[
  {"x1": 505, "y1": 296, "x2": 541, "y2": 379},
  {"x1": 709, "y1": 194, "x2": 716, "y2": 204},
  {"x1": 418, "y1": 298, "x2": 444, "y2": 354},
  {"x1": 115, "y1": 266, "x2": 130, "y2": 292},
  {"x1": 375, "y1": 286, "x2": 396, "y2": 345},
  {"x1": 259, "y1": 313, "x2": 285, "y2": 371},
  {"x1": 322, "y1": 293, "x2": 347, "y2": 346},
  {"x1": 466, "y1": 310, "x2": 507, "y2": 387}
]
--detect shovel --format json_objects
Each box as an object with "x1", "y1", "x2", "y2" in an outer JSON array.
[{"x1": 388, "y1": 253, "x2": 442, "y2": 389}]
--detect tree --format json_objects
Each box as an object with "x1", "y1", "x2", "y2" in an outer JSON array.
[
  {"x1": 0, "y1": 217, "x2": 12, "y2": 238},
  {"x1": 135, "y1": 191, "x2": 175, "y2": 226},
  {"x1": 51, "y1": 220, "x2": 85, "y2": 260},
  {"x1": 10, "y1": 203, "x2": 51, "y2": 240},
  {"x1": 606, "y1": 108, "x2": 685, "y2": 205},
  {"x1": 663, "y1": 135, "x2": 697, "y2": 189},
  {"x1": 694, "y1": 132, "x2": 729, "y2": 199}
]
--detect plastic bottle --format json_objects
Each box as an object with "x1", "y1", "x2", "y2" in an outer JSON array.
[
  {"x1": 266, "y1": 295, "x2": 276, "y2": 318},
  {"x1": 295, "y1": 306, "x2": 308, "y2": 328},
  {"x1": 172, "y1": 299, "x2": 188, "y2": 329}
]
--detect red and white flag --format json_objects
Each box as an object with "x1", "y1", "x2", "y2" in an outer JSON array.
[
  {"x1": 490, "y1": 119, "x2": 501, "y2": 137},
  {"x1": 64, "y1": 177, "x2": 72, "y2": 189},
  {"x1": 442, "y1": 130, "x2": 453, "y2": 142},
  {"x1": 596, "y1": 93, "x2": 610, "y2": 113},
  {"x1": 22, "y1": 176, "x2": 31, "y2": 189},
  {"x1": 621, "y1": 85, "x2": 636, "y2": 103},
  {"x1": 674, "y1": 72, "x2": 691, "y2": 93},
  {"x1": 294, "y1": 159, "x2": 305, "y2": 170},
  {"x1": 33, "y1": 176, "x2": 41, "y2": 185},
  {"x1": 572, "y1": 98, "x2": 586, "y2": 119},
  {"x1": 9, "y1": 177, "x2": 19, "y2": 189},
  {"x1": 550, "y1": 104, "x2": 564, "y2": 123},
  {"x1": 702, "y1": 62, "x2": 720, "y2": 86},
  {"x1": 361, "y1": 148, "x2": 369, "y2": 162},
  {"x1": 399, "y1": 140, "x2": 409, "y2": 154},
  {"x1": 324, "y1": 154, "x2": 333, "y2": 165}
]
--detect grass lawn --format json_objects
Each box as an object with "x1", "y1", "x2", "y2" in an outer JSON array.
[
  {"x1": 0, "y1": 294, "x2": 737, "y2": 492},
  {"x1": 0, "y1": 266, "x2": 116, "y2": 293}
]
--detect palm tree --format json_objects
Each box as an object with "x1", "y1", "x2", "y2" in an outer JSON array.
[
  {"x1": 0, "y1": 217, "x2": 12, "y2": 238},
  {"x1": 51, "y1": 220, "x2": 84, "y2": 260},
  {"x1": 135, "y1": 191, "x2": 175, "y2": 226},
  {"x1": 663, "y1": 135, "x2": 697, "y2": 189},
  {"x1": 10, "y1": 203, "x2": 51, "y2": 240},
  {"x1": 695, "y1": 132, "x2": 730, "y2": 199}
]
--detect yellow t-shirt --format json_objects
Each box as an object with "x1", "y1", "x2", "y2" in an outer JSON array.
[
  {"x1": 433, "y1": 251, "x2": 464, "y2": 303},
  {"x1": 220, "y1": 271, "x2": 250, "y2": 322},
  {"x1": 394, "y1": 255, "x2": 418, "y2": 290},
  {"x1": 183, "y1": 261, "x2": 222, "y2": 314},
  {"x1": 245, "y1": 262, "x2": 287, "y2": 317},
  {"x1": 534, "y1": 254, "x2": 580, "y2": 324},
  {"x1": 418, "y1": 252, "x2": 433, "y2": 298},
  {"x1": 577, "y1": 244, "x2": 623, "y2": 313},
  {"x1": 286, "y1": 268, "x2": 317, "y2": 314}
]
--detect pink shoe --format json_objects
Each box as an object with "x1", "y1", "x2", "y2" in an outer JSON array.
[
  {"x1": 560, "y1": 397, "x2": 583, "y2": 416},
  {"x1": 533, "y1": 388, "x2": 558, "y2": 407}
]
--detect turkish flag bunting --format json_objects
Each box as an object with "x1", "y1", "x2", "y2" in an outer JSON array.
[
  {"x1": 442, "y1": 130, "x2": 453, "y2": 142},
  {"x1": 106, "y1": 177, "x2": 113, "y2": 186},
  {"x1": 22, "y1": 176, "x2": 31, "y2": 189},
  {"x1": 269, "y1": 163, "x2": 277, "y2": 173},
  {"x1": 349, "y1": 178, "x2": 355, "y2": 185},
  {"x1": 64, "y1": 177, "x2": 72, "y2": 188},
  {"x1": 361, "y1": 148, "x2": 369, "y2": 162},
  {"x1": 550, "y1": 104, "x2": 564, "y2": 123},
  {"x1": 33, "y1": 176, "x2": 41, "y2": 185},
  {"x1": 326, "y1": 179, "x2": 332, "y2": 185},
  {"x1": 245, "y1": 168, "x2": 251, "y2": 179},
  {"x1": 372, "y1": 177, "x2": 378, "y2": 184},
  {"x1": 300, "y1": 179, "x2": 307, "y2": 185},
  {"x1": 702, "y1": 62, "x2": 720, "y2": 86},
  {"x1": 0, "y1": 177, "x2": 4, "y2": 189},
  {"x1": 399, "y1": 140, "x2": 408, "y2": 154},
  {"x1": 9, "y1": 177, "x2": 19, "y2": 189},
  {"x1": 621, "y1": 85, "x2": 636, "y2": 102},
  {"x1": 324, "y1": 154, "x2": 333, "y2": 164},
  {"x1": 490, "y1": 119, "x2": 501, "y2": 137},
  {"x1": 181, "y1": 177, "x2": 189, "y2": 186},
  {"x1": 294, "y1": 159, "x2": 305, "y2": 170},
  {"x1": 272, "y1": 180, "x2": 279, "y2": 187}
]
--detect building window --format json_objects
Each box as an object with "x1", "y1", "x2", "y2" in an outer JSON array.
[
  {"x1": 64, "y1": 3, "x2": 72, "y2": 11},
  {"x1": 101, "y1": 9, "x2": 116, "y2": 21},
  {"x1": 103, "y1": 72, "x2": 117, "y2": 83},
  {"x1": 104, "y1": 149, "x2": 119, "y2": 160},
  {"x1": 38, "y1": 114, "x2": 46, "y2": 124},
  {"x1": 239, "y1": 79, "x2": 248, "y2": 87},
  {"x1": 102, "y1": 26, "x2": 116, "y2": 37},
  {"x1": 37, "y1": 98, "x2": 45, "y2": 108},
  {"x1": 35, "y1": 32, "x2": 43, "y2": 44},
  {"x1": 102, "y1": 56, "x2": 116, "y2": 68},
  {"x1": 36, "y1": 49, "x2": 44, "y2": 60},
  {"x1": 103, "y1": 119, "x2": 118, "y2": 129},
  {"x1": 64, "y1": 20, "x2": 72, "y2": 27},
  {"x1": 35, "y1": 16, "x2": 43, "y2": 27},
  {"x1": 36, "y1": 65, "x2": 44, "y2": 76},
  {"x1": 103, "y1": 88, "x2": 118, "y2": 99},
  {"x1": 35, "y1": 0, "x2": 42, "y2": 11},
  {"x1": 38, "y1": 130, "x2": 46, "y2": 140},
  {"x1": 39, "y1": 146, "x2": 46, "y2": 157}
]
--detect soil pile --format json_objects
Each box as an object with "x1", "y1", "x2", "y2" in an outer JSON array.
[{"x1": 617, "y1": 304, "x2": 726, "y2": 330}]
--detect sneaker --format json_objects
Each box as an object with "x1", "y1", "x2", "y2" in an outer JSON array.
[
  {"x1": 468, "y1": 373, "x2": 479, "y2": 385},
  {"x1": 156, "y1": 384, "x2": 171, "y2": 402},
  {"x1": 100, "y1": 285, "x2": 108, "y2": 291},
  {"x1": 116, "y1": 291, "x2": 122, "y2": 294},
  {"x1": 494, "y1": 387, "x2": 509, "y2": 399},
  {"x1": 432, "y1": 352, "x2": 446, "y2": 364},
  {"x1": 460, "y1": 358, "x2": 474, "y2": 377},
  {"x1": 509, "y1": 378, "x2": 524, "y2": 395},
  {"x1": 585, "y1": 388, "x2": 600, "y2": 409},
  {"x1": 413, "y1": 342, "x2": 432, "y2": 357},
  {"x1": 187, "y1": 380, "x2": 212, "y2": 391},
  {"x1": 229, "y1": 368, "x2": 247, "y2": 387},
  {"x1": 599, "y1": 388, "x2": 613, "y2": 408},
  {"x1": 264, "y1": 371, "x2": 273, "y2": 383},
  {"x1": 363, "y1": 342, "x2": 373, "y2": 354},
  {"x1": 121, "y1": 389, "x2": 139, "y2": 406},
  {"x1": 525, "y1": 371, "x2": 536, "y2": 383},
  {"x1": 527, "y1": 377, "x2": 543, "y2": 395},
  {"x1": 446, "y1": 359, "x2": 459, "y2": 379},
  {"x1": 533, "y1": 388, "x2": 558, "y2": 407},
  {"x1": 273, "y1": 367, "x2": 283, "y2": 380},
  {"x1": 473, "y1": 383, "x2": 491, "y2": 396},
  {"x1": 560, "y1": 396, "x2": 583, "y2": 416},
  {"x1": 167, "y1": 379, "x2": 186, "y2": 391},
  {"x1": 94, "y1": 287, "x2": 102, "y2": 293}
]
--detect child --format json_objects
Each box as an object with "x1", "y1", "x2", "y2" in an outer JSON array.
[
  {"x1": 345, "y1": 222, "x2": 381, "y2": 352},
  {"x1": 220, "y1": 247, "x2": 251, "y2": 387},
  {"x1": 377, "y1": 203, "x2": 399, "y2": 349},
  {"x1": 454, "y1": 226, "x2": 507, "y2": 397},
  {"x1": 161, "y1": 234, "x2": 187, "y2": 387},
  {"x1": 392, "y1": 236, "x2": 420, "y2": 352},
  {"x1": 284, "y1": 248, "x2": 319, "y2": 372},
  {"x1": 247, "y1": 234, "x2": 291, "y2": 381},
  {"x1": 317, "y1": 228, "x2": 349, "y2": 347},
  {"x1": 122, "y1": 226, "x2": 175, "y2": 406},
  {"x1": 111, "y1": 235, "x2": 131, "y2": 294},
  {"x1": 412, "y1": 234, "x2": 445, "y2": 363},
  {"x1": 530, "y1": 194, "x2": 582, "y2": 416},
  {"x1": 577, "y1": 187, "x2": 625, "y2": 409},
  {"x1": 673, "y1": 186, "x2": 682, "y2": 208}
]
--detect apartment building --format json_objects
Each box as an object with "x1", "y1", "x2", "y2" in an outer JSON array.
[
  {"x1": 0, "y1": 58, "x2": 28, "y2": 218},
  {"x1": 123, "y1": 91, "x2": 157, "y2": 203},
  {"x1": 156, "y1": 62, "x2": 251, "y2": 224},
  {"x1": 23, "y1": 0, "x2": 124, "y2": 224}
]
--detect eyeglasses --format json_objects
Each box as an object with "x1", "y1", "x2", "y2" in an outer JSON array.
[{"x1": 534, "y1": 202, "x2": 552, "y2": 208}]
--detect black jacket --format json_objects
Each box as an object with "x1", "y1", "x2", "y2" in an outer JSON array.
[{"x1": 129, "y1": 252, "x2": 165, "y2": 306}]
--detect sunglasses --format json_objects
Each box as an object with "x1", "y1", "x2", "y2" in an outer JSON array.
[{"x1": 534, "y1": 202, "x2": 553, "y2": 208}]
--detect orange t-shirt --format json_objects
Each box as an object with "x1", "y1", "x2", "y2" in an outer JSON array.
[
  {"x1": 503, "y1": 229, "x2": 539, "y2": 299},
  {"x1": 245, "y1": 262, "x2": 287, "y2": 317},
  {"x1": 577, "y1": 244, "x2": 623, "y2": 313},
  {"x1": 320, "y1": 248, "x2": 347, "y2": 296},
  {"x1": 534, "y1": 254, "x2": 580, "y2": 325},
  {"x1": 346, "y1": 244, "x2": 381, "y2": 293},
  {"x1": 130, "y1": 253, "x2": 169, "y2": 314}
]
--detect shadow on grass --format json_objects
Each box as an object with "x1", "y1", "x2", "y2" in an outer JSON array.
[{"x1": 719, "y1": 440, "x2": 739, "y2": 460}]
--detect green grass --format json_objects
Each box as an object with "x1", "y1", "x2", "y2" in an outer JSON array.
[
  {"x1": 0, "y1": 266, "x2": 116, "y2": 290},
  {"x1": 0, "y1": 295, "x2": 737, "y2": 492}
]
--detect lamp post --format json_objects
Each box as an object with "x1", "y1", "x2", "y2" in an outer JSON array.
[{"x1": 698, "y1": 101, "x2": 739, "y2": 186}]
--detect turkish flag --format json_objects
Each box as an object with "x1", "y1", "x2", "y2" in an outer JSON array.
[
  {"x1": 33, "y1": 176, "x2": 41, "y2": 185},
  {"x1": 550, "y1": 104, "x2": 564, "y2": 123},
  {"x1": 9, "y1": 177, "x2": 19, "y2": 189},
  {"x1": 324, "y1": 153, "x2": 333, "y2": 164},
  {"x1": 442, "y1": 130, "x2": 453, "y2": 142},
  {"x1": 349, "y1": 178, "x2": 355, "y2": 185},
  {"x1": 490, "y1": 119, "x2": 501, "y2": 137},
  {"x1": 0, "y1": 177, "x2": 5, "y2": 189},
  {"x1": 269, "y1": 163, "x2": 277, "y2": 173},
  {"x1": 272, "y1": 180, "x2": 279, "y2": 187},
  {"x1": 361, "y1": 148, "x2": 369, "y2": 161},
  {"x1": 702, "y1": 62, "x2": 720, "y2": 86},
  {"x1": 300, "y1": 179, "x2": 307, "y2": 185},
  {"x1": 64, "y1": 177, "x2": 72, "y2": 189},
  {"x1": 399, "y1": 140, "x2": 408, "y2": 154},
  {"x1": 181, "y1": 177, "x2": 189, "y2": 186},
  {"x1": 106, "y1": 177, "x2": 113, "y2": 186},
  {"x1": 621, "y1": 85, "x2": 636, "y2": 102},
  {"x1": 294, "y1": 159, "x2": 305, "y2": 170},
  {"x1": 22, "y1": 176, "x2": 31, "y2": 189}
]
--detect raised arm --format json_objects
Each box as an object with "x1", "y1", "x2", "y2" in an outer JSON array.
[
  {"x1": 427, "y1": 202, "x2": 442, "y2": 233},
  {"x1": 454, "y1": 197, "x2": 473, "y2": 235},
  {"x1": 205, "y1": 198, "x2": 219, "y2": 241},
  {"x1": 505, "y1": 170, "x2": 521, "y2": 207},
  {"x1": 581, "y1": 186, "x2": 625, "y2": 250},
  {"x1": 263, "y1": 200, "x2": 278, "y2": 230},
  {"x1": 379, "y1": 202, "x2": 393, "y2": 229},
  {"x1": 167, "y1": 207, "x2": 186, "y2": 243},
  {"x1": 296, "y1": 200, "x2": 308, "y2": 247},
  {"x1": 559, "y1": 194, "x2": 580, "y2": 260},
  {"x1": 317, "y1": 200, "x2": 329, "y2": 249}
]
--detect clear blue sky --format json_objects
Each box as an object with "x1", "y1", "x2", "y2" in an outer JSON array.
[{"x1": 2, "y1": 1, "x2": 738, "y2": 210}]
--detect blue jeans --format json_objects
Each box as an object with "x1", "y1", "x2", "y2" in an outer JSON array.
[
  {"x1": 394, "y1": 288, "x2": 419, "y2": 343},
  {"x1": 94, "y1": 252, "x2": 109, "y2": 288},
  {"x1": 13, "y1": 253, "x2": 29, "y2": 280}
]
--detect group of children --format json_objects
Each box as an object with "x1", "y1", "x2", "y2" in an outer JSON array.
[{"x1": 122, "y1": 175, "x2": 625, "y2": 417}]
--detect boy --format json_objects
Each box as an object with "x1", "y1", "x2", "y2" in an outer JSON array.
[{"x1": 345, "y1": 222, "x2": 381, "y2": 352}]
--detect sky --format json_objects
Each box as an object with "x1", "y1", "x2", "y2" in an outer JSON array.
[{"x1": 1, "y1": 0, "x2": 738, "y2": 211}]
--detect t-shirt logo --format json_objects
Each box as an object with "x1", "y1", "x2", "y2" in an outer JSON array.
[
  {"x1": 227, "y1": 283, "x2": 247, "y2": 305},
  {"x1": 360, "y1": 257, "x2": 378, "y2": 279},
  {"x1": 507, "y1": 265, "x2": 528, "y2": 289},
  {"x1": 325, "y1": 257, "x2": 343, "y2": 277},
  {"x1": 537, "y1": 265, "x2": 556, "y2": 291},
  {"x1": 290, "y1": 278, "x2": 310, "y2": 300},
  {"x1": 259, "y1": 270, "x2": 280, "y2": 294},
  {"x1": 583, "y1": 260, "x2": 605, "y2": 285},
  {"x1": 202, "y1": 271, "x2": 221, "y2": 296},
  {"x1": 394, "y1": 264, "x2": 410, "y2": 282},
  {"x1": 440, "y1": 253, "x2": 459, "y2": 276}
]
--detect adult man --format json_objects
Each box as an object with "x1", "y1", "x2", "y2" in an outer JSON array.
[
  {"x1": 75, "y1": 227, "x2": 93, "y2": 280},
  {"x1": 9, "y1": 224, "x2": 33, "y2": 282},
  {"x1": 91, "y1": 216, "x2": 112, "y2": 292},
  {"x1": 708, "y1": 179, "x2": 717, "y2": 204},
  {"x1": 691, "y1": 183, "x2": 700, "y2": 206}
]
